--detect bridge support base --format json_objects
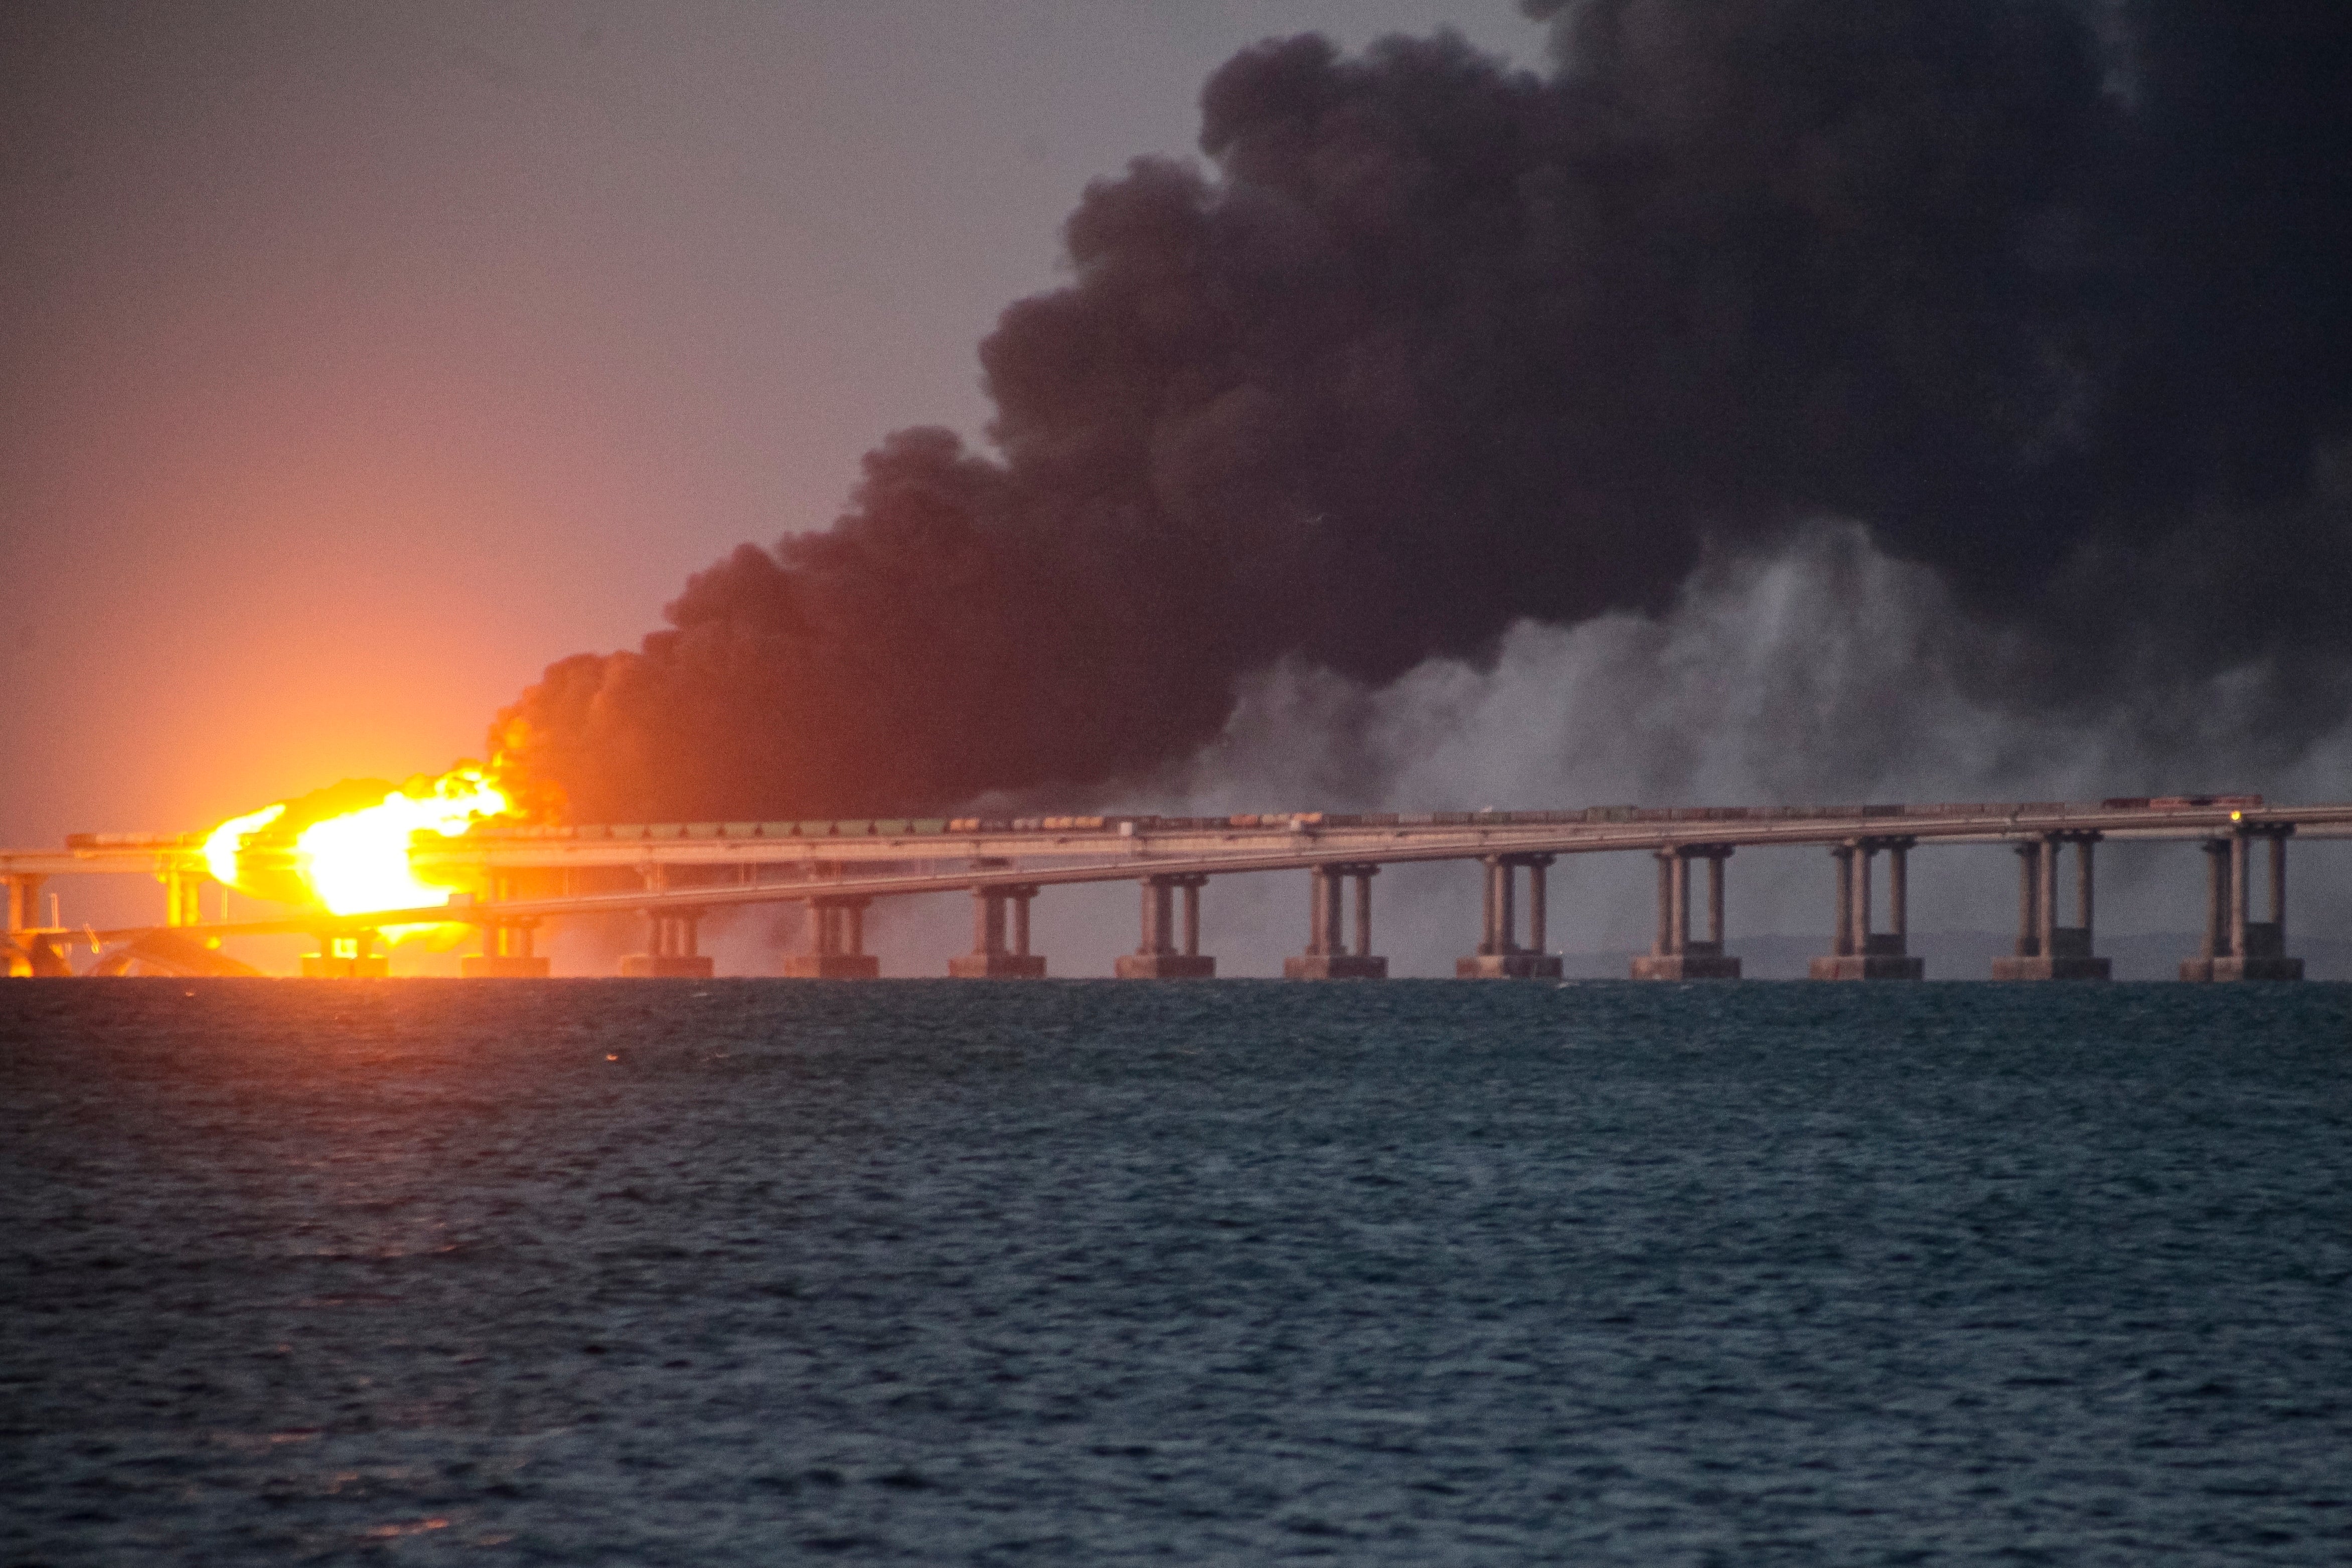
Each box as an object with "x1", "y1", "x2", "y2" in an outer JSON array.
[
  {"x1": 303, "y1": 931, "x2": 386, "y2": 978},
  {"x1": 1116, "y1": 953, "x2": 1216, "y2": 979},
  {"x1": 1287, "y1": 865, "x2": 1385, "y2": 979},
  {"x1": 1993, "y1": 955, "x2": 2110, "y2": 981},
  {"x1": 1632, "y1": 950, "x2": 1742, "y2": 980},
  {"x1": 621, "y1": 954, "x2": 713, "y2": 978},
  {"x1": 302, "y1": 955, "x2": 389, "y2": 978},
  {"x1": 462, "y1": 955, "x2": 553, "y2": 978},
  {"x1": 1120, "y1": 875, "x2": 1213, "y2": 978},
  {"x1": 782, "y1": 953, "x2": 875, "y2": 979},
  {"x1": 1456, "y1": 953, "x2": 1563, "y2": 980},
  {"x1": 952, "y1": 884, "x2": 1044, "y2": 977},
  {"x1": 2179, "y1": 834, "x2": 2301, "y2": 981},
  {"x1": 2180, "y1": 956, "x2": 2304, "y2": 982},
  {"x1": 1460, "y1": 855, "x2": 1559, "y2": 979},
  {"x1": 949, "y1": 953, "x2": 1045, "y2": 978},
  {"x1": 1634, "y1": 848, "x2": 1742, "y2": 979},
  {"x1": 1809, "y1": 953, "x2": 1925, "y2": 981},
  {"x1": 1813, "y1": 841, "x2": 1922, "y2": 980},
  {"x1": 784, "y1": 894, "x2": 875, "y2": 979},
  {"x1": 1285, "y1": 954, "x2": 1388, "y2": 980}
]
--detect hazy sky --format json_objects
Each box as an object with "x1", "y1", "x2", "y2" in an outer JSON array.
[{"x1": 1, "y1": 0, "x2": 1543, "y2": 847}]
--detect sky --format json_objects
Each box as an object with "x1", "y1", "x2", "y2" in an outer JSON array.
[
  {"x1": 8, "y1": 1, "x2": 2347, "y2": 970},
  {"x1": 1, "y1": 0, "x2": 1543, "y2": 850}
]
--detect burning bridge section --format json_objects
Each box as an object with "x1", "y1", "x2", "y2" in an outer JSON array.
[{"x1": 6, "y1": 799, "x2": 2348, "y2": 982}]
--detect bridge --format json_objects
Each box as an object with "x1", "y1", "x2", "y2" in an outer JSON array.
[{"x1": 6, "y1": 796, "x2": 2346, "y2": 982}]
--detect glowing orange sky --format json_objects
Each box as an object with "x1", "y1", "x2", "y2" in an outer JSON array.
[{"x1": 2, "y1": 2, "x2": 1538, "y2": 920}]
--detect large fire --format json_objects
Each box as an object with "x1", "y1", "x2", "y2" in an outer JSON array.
[{"x1": 203, "y1": 764, "x2": 520, "y2": 924}]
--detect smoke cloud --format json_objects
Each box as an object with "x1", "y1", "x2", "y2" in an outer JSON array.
[{"x1": 496, "y1": 1, "x2": 2352, "y2": 823}]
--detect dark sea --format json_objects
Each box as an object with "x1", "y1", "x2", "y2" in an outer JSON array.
[{"x1": 4, "y1": 980, "x2": 2348, "y2": 1566}]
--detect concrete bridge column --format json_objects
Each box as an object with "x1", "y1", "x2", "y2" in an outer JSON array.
[
  {"x1": 302, "y1": 928, "x2": 388, "y2": 979},
  {"x1": 787, "y1": 895, "x2": 877, "y2": 978},
  {"x1": 2185, "y1": 826, "x2": 2302, "y2": 980},
  {"x1": 464, "y1": 870, "x2": 550, "y2": 977},
  {"x1": 1635, "y1": 846, "x2": 1741, "y2": 979},
  {"x1": 1011, "y1": 885, "x2": 1036, "y2": 961},
  {"x1": 1996, "y1": 833, "x2": 2109, "y2": 979},
  {"x1": 1118, "y1": 874, "x2": 1214, "y2": 978},
  {"x1": 624, "y1": 902, "x2": 715, "y2": 978},
  {"x1": 952, "y1": 881, "x2": 1047, "y2": 977},
  {"x1": 1813, "y1": 837, "x2": 1923, "y2": 979},
  {"x1": 1288, "y1": 864, "x2": 1386, "y2": 979},
  {"x1": 1460, "y1": 855, "x2": 1561, "y2": 979},
  {"x1": 621, "y1": 862, "x2": 716, "y2": 977},
  {"x1": 1707, "y1": 851, "x2": 1728, "y2": 949},
  {"x1": 1830, "y1": 846, "x2": 1855, "y2": 958},
  {"x1": 2011, "y1": 842, "x2": 2044, "y2": 959},
  {"x1": 163, "y1": 865, "x2": 205, "y2": 928},
  {"x1": 4, "y1": 873, "x2": 68, "y2": 978}
]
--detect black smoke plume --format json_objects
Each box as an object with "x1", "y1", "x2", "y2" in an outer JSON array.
[{"x1": 498, "y1": 1, "x2": 2352, "y2": 823}]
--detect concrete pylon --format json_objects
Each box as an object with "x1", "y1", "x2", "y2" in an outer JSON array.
[
  {"x1": 1458, "y1": 854, "x2": 1563, "y2": 978},
  {"x1": 1632, "y1": 844, "x2": 1742, "y2": 979},
  {"x1": 1993, "y1": 833, "x2": 2109, "y2": 979},
  {"x1": 162, "y1": 863, "x2": 205, "y2": 928},
  {"x1": 1810, "y1": 838, "x2": 1924, "y2": 979},
  {"x1": 5, "y1": 874, "x2": 69, "y2": 978},
  {"x1": 463, "y1": 870, "x2": 551, "y2": 977},
  {"x1": 1117, "y1": 874, "x2": 1214, "y2": 978},
  {"x1": 951, "y1": 882, "x2": 1046, "y2": 977},
  {"x1": 302, "y1": 929, "x2": 388, "y2": 979},
  {"x1": 2181, "y1": 826, "x2": 2303, "y2": 980},
  {"x1": 785, "y1": 894, "x2": 878, "y2": 979},
  {"x1": 1286, "y1": 863, "x2": 1387, "y2": 979},
  {"x1": 620, "y1": 863, "x2": 715, "y2": 977}
]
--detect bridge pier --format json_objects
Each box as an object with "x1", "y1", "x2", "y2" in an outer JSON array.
[
  {"x1": 1286, "y1": 863, "x2": 1386, "y2": 979},
  {"x1": 163, "y1": 864, "x2": 205, "y2": 928},
  {"x1": 622, "y1": 905, "x2": 714, "y2": 977},
  {"x1": 1993, "y1": 834, "x2": 2109, "y2": 979},
  {"x1": 463, "y1": 872, "x2": 551, "y2": 977},
  {"x1": 2181, "y1": 826, "x2": 2302, "y2": 980},
  {"x1": 951, "y1": 883, "x2": 1046, "y2": 977},
  {"x1": 302, "y1": 929, "x2": 388, "y2": 978},
  {"x1": 785, "y1": 894, "x2": 878, "y2": 978},
  {"x1": 1117, "y1": 874, "x2": 1214, "y2": 978},
  {"x1": 4, "y1": 873, "x2": 68, "y2": 977},
  {"x1": 1811, "y1": 838, "x2": 1923, "y2": 979},
  {"x1": 1632, "y1": 845, "x2": 1742, "y2": 979},
  {"x1": 1458, "y1": 854, "x2": 1562, "y2": 979},
  {"x1": 622, "y1": 863, "x2": 716, "y2": 977}
]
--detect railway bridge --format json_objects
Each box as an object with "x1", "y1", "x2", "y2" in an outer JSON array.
[{"x1": 6, "y1": 796, "x2": 2344, "y2": 981}]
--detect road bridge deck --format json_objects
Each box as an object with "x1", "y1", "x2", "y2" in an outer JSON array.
[{"x1": 11, "y1": 797, "x2": 2352, "y2": 947}]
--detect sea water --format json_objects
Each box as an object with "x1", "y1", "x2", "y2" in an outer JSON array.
[{"x1": 3, "y1": 980, "x2": 2347, "y2": 1564}]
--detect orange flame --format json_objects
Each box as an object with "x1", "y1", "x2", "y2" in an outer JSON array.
[{"x1": 205, "y1": 763, "x2": 523, "y2": 924}]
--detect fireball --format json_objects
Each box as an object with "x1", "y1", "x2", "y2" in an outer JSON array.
[
  {"x1": 203, "y1": 803, "x2": 286, "y2": 886},
  {"x1": 204, "y1": 764, "x2": 520, "y2": 922},
  {"x1": 294, "y1": 768, "x2": 512, "y2": 916}
]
